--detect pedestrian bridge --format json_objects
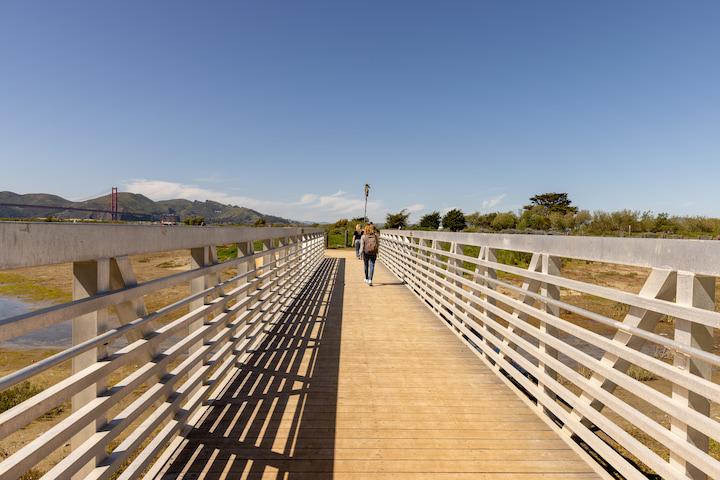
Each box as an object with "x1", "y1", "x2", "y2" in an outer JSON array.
[{"x1": 0, "y1": 224, "x2": 718, "y2": 479}]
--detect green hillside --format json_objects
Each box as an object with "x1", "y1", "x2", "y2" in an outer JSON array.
[{"x1": 0, "y1": 191, "x2": 295, "y2": 225}]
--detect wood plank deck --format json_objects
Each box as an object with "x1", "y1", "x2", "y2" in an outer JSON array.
[{"x1": 154, "y1": 249, "x2": 601, "y2": 480}]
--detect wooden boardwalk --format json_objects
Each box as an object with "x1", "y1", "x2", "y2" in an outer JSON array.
[{"x1": 155, "y1": 249, "x2": 601, "y2": 480}]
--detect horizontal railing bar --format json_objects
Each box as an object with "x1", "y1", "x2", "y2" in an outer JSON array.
[
  {"x1": 383, "y1": 229, "x2": 720, "y2": 276},
  {"x1": 0, "y1": 240, "x2": 315, "y2": 392},
  {"x1": 0, "y1": 297, "x2": 249, "y2": 477},
  {"x1": 0, "y1": 275, "x2": 258, "y2": 435},
  {"x1": 45, "y1": 335, "x2": 236, "y2": 480},
  {"x1": 381, "y1": 238, "x2": 720, "y2": 479},
  {"x1": 380, "y1": 250, "x2": 691, "y2": 480},
  {"x1": 385, "y1": 236, "x2": 720, "y2": 368},
  {"x1": 49, "y1": 269, "x2": 296, "y2": 480},
  {"x1": 380, "y1": 252, "x2": 658, "y2": 480},
  {"x1": 390, "y1": 234, "x2": 720, "y2": 329},
  {"x1": 382, "y1": 239, "x2": 720, "y2": 401},
  {"x1": 0, "y1": 222, "x2": 323, "y2": 269},
  {"x1": 104, "y1": 249, "x2": 326, "y2": 480},
  {"x1": 0, "y1": 233, "x2": 322, "y2": 343},
  {"x1": 0, "y1": 241, "x2": 322, "y2": 438},
  {"x1": 0, "y1": 242, "x2": 323, "y2": 479},
  {"x1": 384, "y1": 248, "x2": 720, "y2": 453}
]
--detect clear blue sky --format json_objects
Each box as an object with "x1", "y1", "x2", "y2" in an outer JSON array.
[{"x1": 1, "y1": 1, "x2": 719, "y2": 221}]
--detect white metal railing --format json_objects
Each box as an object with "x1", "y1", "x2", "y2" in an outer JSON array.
[
  {"x1": 379, "y1": 229, "x2": 720, "y2": 480},
  {"x1": 0, "y1": 223, "x2": 324, "y2": 480}
]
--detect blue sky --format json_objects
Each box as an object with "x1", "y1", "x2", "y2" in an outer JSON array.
[{"x1": 1, "y1": 1, "x2": 719, "y2": 222}]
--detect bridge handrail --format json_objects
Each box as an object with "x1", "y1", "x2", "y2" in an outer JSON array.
[
  {"x1": 394, "y1": 229, "x2": 720, "y2": 276},
  {"x1": 0, "y1": 223, "x2": 325, "y2": 479},
  {"x1": 380, "y1": 229, "x2": 720, "y2": 480}
]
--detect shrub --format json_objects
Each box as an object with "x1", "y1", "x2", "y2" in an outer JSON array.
[
  {"x1": 442, "y1": 209, "x2": 466, "y2": 232},
  {"x1": 574, "y1": 210, "x2": 592, "y2": 227},
  {"x1": 385, "y1": 210, "x2": 410, "y2": 229},
  {"x1": 418, "y1": 211, "x2": 441, "y2": 229},
  {"x1": 491, "y1": 212, "x2": 517, "y2": 230},
  {"x1": 653, "y1": 212, "x2": 678, "y2": 234},
  {"x1": 183, "y1": 216, "x2": 205, "y2": 226},
  {"x1": 518, "y1": 207, "x2": 550, "y2": 230},
  {"x1": 466, "y1": 212, "x2": 497, "y2": 229},
  {"x1": 495, "y1": 250, "x2": 533, "y2": 268},
  {"x1": 0, "y1": 382, "x2": 43, "y2": 413}
]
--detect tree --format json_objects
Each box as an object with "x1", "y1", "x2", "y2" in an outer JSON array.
[
  {"x1": 385, "y1": 209, "x2": 409, "y2": 229},
  {"x1": 524, "y1": 192, "x2": 578, "y2": 214},
  {"x1": 442, "y1": 209, "x2": 466, "y2": 231},
  {"x1": 418, "y1": 211, "x2": 441, "y2": 229},
  {"x1": 183, "y1": 216, "x2": 205, "y2": 226},
  {"x1": 574, "y1": 210, "x2": 592, "y2": 227},
  {"x1": 334, "y1": 218, "x2": 348, "y2": 228},
  {"x1": 466, "y1": 212, "x2": 497, "y2": 229},
  {"x1": 549, "y1": 212, "x2": 565, "y2": 230},
  {"x1": 253, "y1": 217, "x2": 267, "y2": 227},
  {"x1": 518, "y1": 207, "x2": 550, "y2": 230},
  {"x1": 653, "y1": 213, "x2": 678, "y2": 234},
  {"x1": 490, "y1": 212, "x2": 517, "y2": 230}
]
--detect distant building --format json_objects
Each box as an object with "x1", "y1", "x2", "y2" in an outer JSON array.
[{"x1": 161, "y1": 214, "x2": 180, "y2": 225}]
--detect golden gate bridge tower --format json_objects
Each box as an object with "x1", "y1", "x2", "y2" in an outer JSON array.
[{"x1": 110, "y1": 186, "x2": 118, "y2": 221}]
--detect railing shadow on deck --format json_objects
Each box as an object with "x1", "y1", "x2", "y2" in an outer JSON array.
[{"x1": 160, "y1": 257, "x2": 344, "y2": 480}]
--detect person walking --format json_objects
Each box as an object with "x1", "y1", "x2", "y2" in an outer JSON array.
[
  {"x1": 360, "y1": 224, "x2": 379, "y2": 285},
  {"x1": 353, "y1": 224, "x2": 363, "y2": 259}
]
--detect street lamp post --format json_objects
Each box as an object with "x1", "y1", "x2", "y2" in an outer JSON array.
[{"x1": 363, "y1": 183, "x2": 370, "y2": 223}]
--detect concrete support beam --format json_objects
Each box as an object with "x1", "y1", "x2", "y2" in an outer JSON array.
[
  {"x1": 188, "y1": 246, "x2": 212, "y2": 366},
  {"x1": 71, "y1": 258, "x2": 110, "y2": 480},
  {"x1": 671, "y1": 272, "x2": 715, "y2": 480}
]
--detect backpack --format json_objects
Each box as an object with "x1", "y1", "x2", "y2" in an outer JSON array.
[{"x1": 363, "y1": 234, "x2": 378, "y2": 255}]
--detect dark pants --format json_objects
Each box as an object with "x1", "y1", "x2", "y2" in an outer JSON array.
[{"x1": 363, "y1": 254, "x2": 377, "y2": 280}]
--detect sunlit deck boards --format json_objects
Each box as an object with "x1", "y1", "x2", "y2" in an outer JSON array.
[{"x1": 154, "y1": 249, "x2": 600, "y2": 480}]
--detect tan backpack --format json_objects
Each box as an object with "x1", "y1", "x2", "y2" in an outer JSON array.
[{"x1": 363, "y1": 233, "x2": 378, "y2": 255}]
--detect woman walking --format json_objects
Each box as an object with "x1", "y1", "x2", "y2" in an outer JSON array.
[
  {"x1": 353, "y1": 224, "x2": 363, "y2": 259},
  {"x1": 359, "y1": 224, "x2": 379, "y2": 285}
]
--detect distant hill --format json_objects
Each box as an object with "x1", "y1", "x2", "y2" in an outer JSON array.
[{"x1": 0, "y1": 191, "x2": 296, "y2": 225}]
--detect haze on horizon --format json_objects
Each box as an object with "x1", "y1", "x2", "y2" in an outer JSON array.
[{"x1": 1, "y1": 0, "x2": 719, "y2": 222}]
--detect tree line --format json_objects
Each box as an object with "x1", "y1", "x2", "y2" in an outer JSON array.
[{"x1": 383, "y1": 192, "x2": 720, "y2": 238}]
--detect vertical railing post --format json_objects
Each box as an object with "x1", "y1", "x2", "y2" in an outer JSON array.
[
  {"x1": 450, "y1": 242, "x2": 466, "y2": 332},
  {"x1": 421, "y1": 238, "x2": 433, "y2": 288},
  {"x1": 238, "y1": 240, "x2": 255, "y2": 299},
  {"x1": 71, "y1": 258, "x2": 110, "y2": 480},
  {"x1": 189, "y1": 246, "x2": 211, "y2": 370},
  {"x1": 289, "y1": 235, "x2": 298, "y2": 271},
  {"x1": 253, "y1": 238, "x2": 272, "y2": 293},
  {"x1": 299, "y1": 234, "x2": 306, "y2": 268},
  {"x1": 539, "y1": 254, "x2": 561, "y2": 413},
  {"x1": 430, "y1": 239, "x2": 445, "y2": 307},
  {"x1": 277, "y1": 236, "x2": 289, "y2": 284},
  {"x1": 397, "y1": 234, "x2": 411, "y2": 282},
  {"x1": 501, "y1": 253, "x2": 542, "y2": 367},
  {"x1": 671, "y1": 272, "x2": 715, "y2": 480}
]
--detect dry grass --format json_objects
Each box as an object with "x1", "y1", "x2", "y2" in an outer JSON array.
[
  {"x1": 626, "y1": 365, "x2": 658, "y2": 382},
  {"x1": 0, "y1": 272, "x2": 71, "y2": 303},
  {"x1": 0, "y1": 382, "x2": 66, "y2": 418}
]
